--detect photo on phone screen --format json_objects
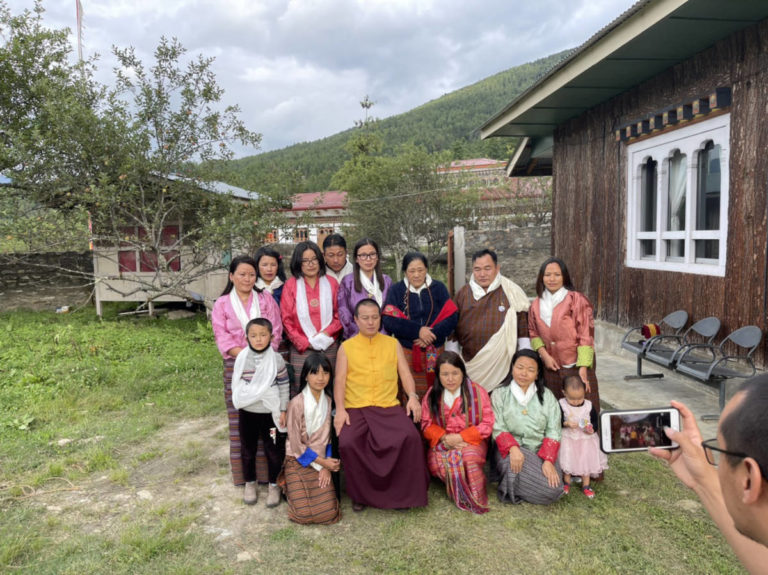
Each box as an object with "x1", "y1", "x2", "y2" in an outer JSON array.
[{"x1": 600, "y1": 408, "x2": 680, "y2": 453}]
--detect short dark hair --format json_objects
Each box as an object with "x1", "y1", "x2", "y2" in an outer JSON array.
[
  {"x1": 352, "y1": 238, "x2": 385, "y2": 293},
  {"x1": 401, "y1": 252, "x2": 428, "y2": 273},
  {"x1": 220, "y1": 255, "x2": 259, "y2": 296},
  {"x1": 298, "y1": 352, "x2": 334, "y2": 396},
  {"x1": 562, "y1": 375, "x2": 585, "y2": 393},
  {"x1": 254, "y1": 246, "x2": 286, "y2": 282},
  {"x1": 471, "y1": 249, "x2": 497, "y2": 265},
  {"x1": 246, "y1": 317, "x2": 273, "y2": 335},
  {"x1": 354, "y1": 298, "x2": 380, "y2": 317},
  {"x1": 720, "y1": 375, "x2": 768, "y2": 478},
  {"x1": 535, "y1": 257, "x2": 576, "y2": 297},
  {"x1": 289, "y1": 241, "x2": 326, "y2": 278},
  {"x1": 322, "y1": 233, "x2": 347, "y2": 251}
]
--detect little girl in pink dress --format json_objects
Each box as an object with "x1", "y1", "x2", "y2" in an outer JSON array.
[{"x1": 558, "y1": 376, "x2": 608, "y2": 499}]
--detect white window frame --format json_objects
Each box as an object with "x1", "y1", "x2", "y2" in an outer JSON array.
[{"x1": 626, "y1": 113, "x2": 729, "y2": 276}]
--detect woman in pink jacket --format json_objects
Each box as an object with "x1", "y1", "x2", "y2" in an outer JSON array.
[
  {"x1": 211, "y1": 255, "x2": 283, "y2": 486},
  {"x1": 528, "y1": 257, "x2": 600, "y2": 411}
]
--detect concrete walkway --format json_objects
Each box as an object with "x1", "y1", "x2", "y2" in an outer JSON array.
[{"x1": 595, "y1": 349, "x2": 723, "y2": 439}]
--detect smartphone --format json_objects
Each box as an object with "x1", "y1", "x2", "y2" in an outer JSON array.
[{"x1": 600, "y1": 407, "x2": 680, "y2": 453}]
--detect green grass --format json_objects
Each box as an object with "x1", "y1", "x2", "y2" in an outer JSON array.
[
  {"x1": 0, "y1": 306, "x2": 220, "y2": 485},
  {"x1": 0, "y1": 306, "x2": 745, "y2": 574}
]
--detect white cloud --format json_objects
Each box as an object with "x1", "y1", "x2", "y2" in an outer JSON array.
[{"x1": 6, "y1": 0, "x2": 637, "y2": 153}]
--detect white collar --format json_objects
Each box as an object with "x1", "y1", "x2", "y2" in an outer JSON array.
[
  {"x1": 510, "y1": 381, "x2": 536, "y2": 406},
  {"x1": 255, "y1": 276, "x2": 283, "y2": 294},
  {"x1": 359, "y1": 270, "x2": 383, "y2": 306},
  {"x1": 469, "y1": 272, "x2": 502, "y2": 301},
  {"x1": 404, "y1": 274, "x2": 432, "y2": 295},
  {"x1": 539, "y1": 287, "x2": 568, "y2": 327},
  {"x1": 326, "y1": 260, "x2": 353, "y2": 282},
  {"x1": 443, "y1": 387, "x2": 461, "y2": 407}
]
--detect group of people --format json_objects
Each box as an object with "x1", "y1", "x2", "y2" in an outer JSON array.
[
  {"x1": 211, "y1": 234, "x2": 607, "y2": 523},
  {"x1": 207, "y1": 234, "x2": 768, "y2": 574}
]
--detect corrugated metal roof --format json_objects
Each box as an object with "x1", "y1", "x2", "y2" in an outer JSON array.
[{"x1": 165, "y1": 173, "x2": 256, "y2": 199}]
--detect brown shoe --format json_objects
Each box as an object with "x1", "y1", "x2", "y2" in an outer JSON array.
[
  {"x1": 266, "y1": 484, "x2": 281, "y2": 508},
  {"x1": 243, "y1": 481, "x2": 258, "y2": 505}
]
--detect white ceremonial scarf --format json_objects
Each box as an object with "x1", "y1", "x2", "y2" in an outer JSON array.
[
  {"x1": 539, "y1": 287, "x2": 568, "y2": 327},
  {"x1": 231, "y1": 347, "x2": 284, "y2": 430},
  {"x1": 510, "y1": 381, "x2": 536, "y2": 407},
  {"x1": 469, "y1": 272, "x2": 502, "y2": 301},
  {"x1": 325, "y1": 260, "x2": 353, "y2": 283},
  {"x1": 296, "y1": 276, "x2": 335, "y2": 350},
  {"x1": 256, "y1": 276, "x2": 284, "y2": 295},
  {"x1": 229, "y1": 289, "x2": 261, "y2": 332},
  {"x1": 443, "y1": 387, "x2": 461, "y2": 408},
  {"x1": 463, "y1": 275, "x2": 531, "y2": 394},
  {"x1": 404, "y1": 274, "x2": 433, "y2": 295},
  {"x1": 303, "y1": 385, "x2": 329, "y2": 437},
  {"x1": 359, "y1": 270, "x2": 383, "y2": 306}
]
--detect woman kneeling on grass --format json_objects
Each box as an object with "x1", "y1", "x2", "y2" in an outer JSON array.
[
  {"x1": 421, "y1": 351, "x2": 494, "y2": 514},
  {"x1": 492, "y1": 349, "x2": 564, "y2": 505},
  {"x1": 280, "y1": 353, "x2": 341, "y2": 524}
]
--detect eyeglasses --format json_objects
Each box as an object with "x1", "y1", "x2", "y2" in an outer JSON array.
[
  {"x1": 701, "y1": 438, "x2": 748, "y2": 467},
  {"x1": 357, "y1": 253, "x2": 378, "y2": 260},
  {"x1": 701, "y1": 438, "x2": 768, "y2": 478},
  {"x1": 301, "y1": 258, "x2": 319, "y2": 265}
]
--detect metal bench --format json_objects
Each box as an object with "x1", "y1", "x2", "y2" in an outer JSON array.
[
  {"x1": 675, "y1": 325, "x2": 763, "y2": 420},
  {"x1": 621, "y1": 310, "x2": 688, "y2": 380}
]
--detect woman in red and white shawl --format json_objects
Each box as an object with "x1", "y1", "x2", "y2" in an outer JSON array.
[
  {"x1": 211, "y1": 255, "x2": 283, "y2": 486},
  {"x1": 281, "y1": 241, "x2": 343, "y2": 398},
  {"x1": 382, "y1": 252, "x2": 458, "y2": 401},
  {"x1": 421, "y1": 351, "x2": 494, "y2": 514}
]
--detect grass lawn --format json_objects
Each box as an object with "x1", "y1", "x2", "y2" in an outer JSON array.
[{"x1": 0, "y1": 307, "x2": 744, "y2": 574}]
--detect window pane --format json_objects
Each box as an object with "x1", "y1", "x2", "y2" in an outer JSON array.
[
  {"x1": 118, "y1": 250, "x2": 137, "y2": 272},
  {"x1": 640, "y1": 158, "x2": 657, "y2": 232},
  {"x1": 697, "y1": 142, "x2": 720, "y2": 231},
  {"x1": 140, "y1": 251, "x2": 159, "y2": 272},
  {"x1": 665, "y1": 240, "x2": 685, "y2": 260},
  {"x1": 640, "y1": 240, "x2": 656, "y2": 258},
  {"x1": 667, "y1": 150, "x2": 686, "y2": 233},
  {"x1": 695, "y1": 240, "x2": 719, "y2": 260}
]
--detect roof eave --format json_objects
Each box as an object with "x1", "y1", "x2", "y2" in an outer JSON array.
[{"x1": 480, "y1": 0, "x2": 686, "y2": 139}]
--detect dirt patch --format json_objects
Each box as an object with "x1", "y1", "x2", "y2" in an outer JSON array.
[{"x1": 27, "y1": 416, "x2": 293, "y2": 561}]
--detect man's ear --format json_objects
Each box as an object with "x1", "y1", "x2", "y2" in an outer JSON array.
[{"x1": 741, "y1": 458, "x2": 764, "y2": 505}]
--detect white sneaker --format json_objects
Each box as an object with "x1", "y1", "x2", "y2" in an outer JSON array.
[{"x1": 243, "y1": 481, "x2": 258, "y2": 505}]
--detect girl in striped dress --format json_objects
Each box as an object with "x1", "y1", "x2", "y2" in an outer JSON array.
[{"x1": 280, "y1": 353, "x2": 341, "y2": 524}]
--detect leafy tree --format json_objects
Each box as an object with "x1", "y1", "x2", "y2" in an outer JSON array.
[
  {"x1": 0, "y1": 2, "x2": 289, "y2": 305},
  {"x1": 332, "y1": 102, "x2": 478, "y2": 275}
]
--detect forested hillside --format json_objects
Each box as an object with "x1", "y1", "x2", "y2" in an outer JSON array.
[{"x1": 221, "y1": 50, "x2": 569, "y2": 192}]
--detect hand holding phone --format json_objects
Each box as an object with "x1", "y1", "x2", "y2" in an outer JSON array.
[{"x1": 600, "y1": 407, "x2": 681, "y2": 453}]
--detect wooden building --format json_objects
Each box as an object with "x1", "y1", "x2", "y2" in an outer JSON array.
[
  {"x1": 275, "y1": 191, "x2": 348, "y2": 246},
  {"x1": 481, "y1": 0, "x2": 768, "y2": 362},
  {"x1": 93, "y1": 179, "x2": 254, "y2": 315}
]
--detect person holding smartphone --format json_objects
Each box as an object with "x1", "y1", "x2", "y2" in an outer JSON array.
[{"x1": 651, "y1": 376, "x2": 768, "y2": 574}]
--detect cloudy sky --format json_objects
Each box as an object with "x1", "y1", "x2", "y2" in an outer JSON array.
[{"x1": 12, "y1": 0, "x2": 636, "y2": 155}]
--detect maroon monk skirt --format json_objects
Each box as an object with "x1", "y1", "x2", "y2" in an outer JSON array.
[{"x1": 338, "y1": 406, "x2": 429, "y2": 509}]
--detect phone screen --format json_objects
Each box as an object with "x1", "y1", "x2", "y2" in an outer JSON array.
[{"x1": 603, "y1": 410, "x2": 678, "y2": 452}]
